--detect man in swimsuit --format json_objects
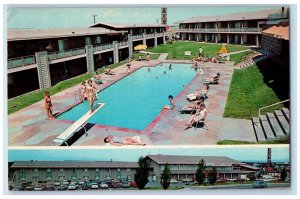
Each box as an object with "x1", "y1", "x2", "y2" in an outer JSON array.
[
  {"x1": 44, "y1": 91, "x2": 54, "y2": 119},
  {"x1": 104, "y1": 135, "x2": 146, "y2": 146}
]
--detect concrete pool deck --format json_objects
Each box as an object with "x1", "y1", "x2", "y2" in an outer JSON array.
[{"x1": 7, "y1": 59, "x2": 256, "y2": 146}]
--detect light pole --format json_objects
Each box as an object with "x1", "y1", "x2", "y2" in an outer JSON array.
[{"x1": 92, "y1": 14, "x2": 98, "y2": 24}]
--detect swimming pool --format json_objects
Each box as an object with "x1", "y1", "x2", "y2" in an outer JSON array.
[{"x1": 57, "y1": 63, "x2": 197, "y2": 130}]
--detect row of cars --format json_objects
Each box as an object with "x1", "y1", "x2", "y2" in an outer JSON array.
[{"x1": 15, "y1": 179, "x2": 137, "y2": 191}]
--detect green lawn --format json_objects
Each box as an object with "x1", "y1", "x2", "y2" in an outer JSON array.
[
  {"x1": 217, "y1": 136, "x2": 290, "y2": 145},
  {"x1": 132, "y1": 52, "x2": 160, "y2": 60},
  {"x1": 147, "y1": 41, "x2": 249, "y2": 60},
  {"x1": 230, "y1": 50, "x2": 253, "y2": 65},
  {"x1": 223, "y1": 64, "x2": 284, "y2": 120}
]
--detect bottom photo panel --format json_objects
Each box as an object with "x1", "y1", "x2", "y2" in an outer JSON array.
[{"x1": 7, "y1": 146, "x2": 290, "y2": 194}]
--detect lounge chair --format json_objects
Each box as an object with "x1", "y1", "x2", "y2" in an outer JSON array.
[
  {"x1": 187, "y1": 93, "x2": 207, "y2": 101},
  {"x1": 53, "y1": 103, "x2": 105, "y2": 146},
  {"x1": 179, "y1": 106, "x2": 196, "y2": 114},
  {"x1": 94, "y1": 77, "x2": 103, "y2": 84}
]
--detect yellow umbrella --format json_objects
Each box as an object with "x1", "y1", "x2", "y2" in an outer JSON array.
[
  {"x1": 134, "y1": 44, "x2": 147, "y2": 51},
  {"x1": 219, "y1": 44, "x2": 228, "y2": 54}
]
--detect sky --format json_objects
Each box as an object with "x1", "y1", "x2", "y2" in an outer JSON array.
[
  {"x1": 6, "y1": 5, "x2": 281, "y2": 29},
  {"x1": 8, "y1": 146, "x2": 290, "y2": 163}
]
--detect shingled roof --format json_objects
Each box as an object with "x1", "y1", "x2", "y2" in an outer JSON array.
[
  {"x1": 262, "y1": 22, "x2": 289, "y2": 40},
  {"x1": 146, "y1": 155, "x2": 242, "y2": 166},
  {"x1": 178, "y1": 9, "x2": 278, "y2": 24},
  {"x1": 7, "y1": 27, "x2": 126, "y2": 41},
  {"x1": 11, "y1": 161, "x2": 138, "y2": 168},
  {"x1": 89, "y1": 22, "x2": 166, "y2": 29}
]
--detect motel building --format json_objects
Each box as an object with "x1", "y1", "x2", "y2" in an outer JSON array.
[
  {"x1": 7, "y1": 23, "x2": 167, "y2": 99},
  {"x1": 10, "y1": 155, "x2": 259, "y2": 185},
  {"x1": 176, "y1": 8, "x2": 289, "y2": 46}
]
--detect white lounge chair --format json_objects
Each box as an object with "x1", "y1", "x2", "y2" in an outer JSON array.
[{"x1": 53, "y1": 103, "x2": 105, "y2": 146}]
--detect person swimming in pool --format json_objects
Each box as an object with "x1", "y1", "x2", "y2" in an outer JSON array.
[
  {"x1": 148, "y1": 68, "x2": 151, "y2": 72},
  {"x1": 104, "y1": 135, "x2": 146, "y2": 146},
  {"x1": 164, "y1": 71, "x2": 167, "y2": 76},
  {"x1": 169, "y1": 64, "x2": 172, "y2": 70}
]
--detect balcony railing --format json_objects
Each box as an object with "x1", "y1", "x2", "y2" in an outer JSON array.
[
  {"x1": 132, "y1": 34, "x2": 143, "y2": 40},
  {"x1": 118, "y1": 41, "x2": 129, "y2": 47},
  {"x1": 48, "y1": 47, "x2": 86, "y2": 61},
  {"x1": 7, "y1": 55, "x2": 36, "y2": 69},
  {"x1": 93, "y1": 43, "x2": 113, "y2": 52},
  {"x1": 175, "y1": 27, "x2": 261, "y2": 33}
]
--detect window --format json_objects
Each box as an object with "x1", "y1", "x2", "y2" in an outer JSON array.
[
  {"x1": 72, "y1": 176, "x2": 77, "y2": 180},
  {"x1": 60, "y1": 169, "x2": 64, "y2": 173},
  {"x1": 72, "y1": 168, "x2": 77, "y2": 173},
  {"x1": 117, "y1": 168, "x2": 121, "y2": 172},
  {"x1": 95, "y1": 176, "x2": 99, "y2": 180},
  {"x1": 47, "y1": 177, "x2": 51, "y2": 181},
  {"x1": 34, "y1": 169, "x2": 38, "y2": 173},
  {"x1": 59, "y1": 176, "x2": 64, "y2": 180},
  {"x1": 127, "y1": 168, "x2": 131, "y2": 172},
  {"x1": 20, "y1": 169, "x2": 25, "y2": 173},
  {"x1": 95, "y1": 168, "x2": 99, "y2": 172},
  {"x1": 84, "y1": 168, "x2": 88, "y2": 172},
  {"x1": 47, "y1": 169, "x2": 51, "y2": 173}
]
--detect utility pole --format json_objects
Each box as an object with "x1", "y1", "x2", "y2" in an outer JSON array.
[{"x1": 92, "y1": 14, "x2": 98, "y2": 24}]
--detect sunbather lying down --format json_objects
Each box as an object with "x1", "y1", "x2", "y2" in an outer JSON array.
[
  {"x1": 205, "y1": 73, "x2": 220, "y2": 83},
  {"x1": 104, "y1": 135, "x2": 146, "y2": 146}
]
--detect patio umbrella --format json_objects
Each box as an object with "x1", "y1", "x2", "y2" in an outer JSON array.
[
  {"x1": 219, "y1": 44, "x2": 228, "y2": 54},
  {"x1": 134, "y1": 44, "x2": 147, "y2": 51}
]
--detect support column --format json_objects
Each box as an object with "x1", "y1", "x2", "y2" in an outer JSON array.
[
  {"x1": 163, "y1": 32, "x2": 166, "y2": 44},
  {"x1": 142, "y1": 33, "x2": 146, "y2": 45},
  {"x1": 196, "y1": 34, "x2": 199, "y2": 41},
  {"x1": 240, "y1": 34, "x2": 243, "y2": 44},
  {"x1": 188, "y1": 33, "x2": 191, "y2": 41},
  {"x1": 128, "y1": 34, "x2": 133, "y2": 58},
  {"x1": 85, "y1": 45, "x2": 95, "y2": 73},
  {"x1": 112, "y1": 41, "x2": 119, "y2": 64},
  {"x1": 215, "y1": 34, "x2": 218, "y2": 43},
  {"x1": 256, "y1": 34, "x2": 259, "y2": 46},
  {"x1": 227, "y1": 34, "x2": 230, "y2": 43},
  {"x1": 205, "y1": 34, "x2": 207, "y2": 42},
  {"x1": 154, "y1": 30, "x2": 157, "y2": 47},
  {"x1": 35, "y1": 51, "x2": 51, "y2": 90}
]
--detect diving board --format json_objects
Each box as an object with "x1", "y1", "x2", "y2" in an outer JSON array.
[{"x1": 53, "y1": 103, "x2": 105, "y2": 146}]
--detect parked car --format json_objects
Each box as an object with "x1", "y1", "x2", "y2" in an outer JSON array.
[
  {"x1": 253, "y1": 179, "x2": 267, "y2": 188},
  {"x1": 99, "y1": 182, "x2": 109, "y2": 189},
  {"x1": 45, "y1": 185, "x2": 55, "y2": 191},
  {"x1": 128, "y1": 180, "x2": 137, "y2": 188},
  {"x1": 34, "y1": 185, "x2": 46, "y2": 191},
  {"x1": 227, "y1": 178, "x2": 238, "y2": 182},
  {"x1": 62, "y1": 180, "x2": 69, "y2": 185},
  {"x1": 121, "y1": 182, "x2": 131, "y2": 188},
  {"x1": 68, "y1": 183, "x2": 77, "y2": 190},
  {"x1": 90, "y1": 183, "x2": 99, "y2": 189},
  {"x1": 78, "y1": 180, "x2": 85, "y2": 185},
  {"x1": 53, "y1": 181, "x2": 61, "y2": 186},
  {"x1": 181, "y1": 178, "x2": 192, "y2": 182},
  {"x1": 170, "y1": 179, "x2": 178, "y2": 183},
  {"x1": 81, "y1": 182, "x2": 90, "y2": 190},
  {"x1": 57, "y1": 185, "x2": 68, "y2": 191},
  {"x1": 216, "y1": 178, "x2": 226, "y2": 183},
  {"x1": 25, "y1": 186, "x2": 34, "y2": 191}
]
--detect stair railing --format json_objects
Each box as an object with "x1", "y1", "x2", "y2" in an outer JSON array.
[{"x1": 258, "y1": 99, "x2": 290, "y2": 117}]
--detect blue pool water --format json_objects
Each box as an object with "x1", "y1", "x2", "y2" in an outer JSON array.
[{"x1": 57, "y1": 63, "x2": 197, "y2": 130}]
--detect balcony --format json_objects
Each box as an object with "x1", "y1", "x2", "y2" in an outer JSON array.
[
  {"x1": 93, "y1": 43, "x2": 113, "y2": 52},
  {"x1": 175, "y1": 27, "x2": 261, "y2": 33},
  {"x1": 7, "y1": 55, "x2": 36, "y2": 69},
  {"x1": 48, "y1": 47, "x2": 86, "y2": 61}
]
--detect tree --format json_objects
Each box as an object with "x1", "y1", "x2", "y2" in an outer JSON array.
[
  {"x1": 280, "y1": 167, "x2": 287, "y2": 181},
  {"x1": 195, "y1": 159, "x2": 206, "y2": 185},
  {"x1": 208, "y1": 167, "x2": 217, "y2": 184},
  {"x1": 134, "y1": 157, "x2": 150, "y2": 190},
  {"x1": 160, "y1": 163, "x2": 171, "y2": 190}
]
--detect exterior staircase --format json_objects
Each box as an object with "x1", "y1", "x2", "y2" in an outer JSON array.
[{"x1": 252, "y1": 108, "x2": 290, "y2": 142}]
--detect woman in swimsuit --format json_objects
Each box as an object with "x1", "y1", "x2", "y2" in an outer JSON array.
[
  {"x1": 104, "y1": 135, "x2": 146, "y2": 146},
  {"x1": 86, "y1": 79, "x2": 96, "y2": 114},
  {"x1": 44, "y1": 91, "x2": 54, "y2": 119}
]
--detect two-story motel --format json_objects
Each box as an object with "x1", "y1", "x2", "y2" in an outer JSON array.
[
  {"x1": 10, "y1": 155, "x2": 259, "y2": 185},
  {"x1": 176, "y1": 8, "x2": 288, "y2": 46},
  {"x1": 7, "y1": 23, "x2": 167, "y2": 98}
]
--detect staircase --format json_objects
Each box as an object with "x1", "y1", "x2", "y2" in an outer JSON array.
[{"x1": 252, "y1": 108, "x2": 290, "y2": 142}]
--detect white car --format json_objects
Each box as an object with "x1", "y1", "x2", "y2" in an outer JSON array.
[
  {"x1": 62, "y1": 180, "x2": 69, "y2": 185},
  {"x1": 90, "y1": 183, "x2": 99, "y2": 189},
  {"x1": 68, "y1": 183, "x2": 77, "y2": 190},
  {"x1": 53, "y1": 181, "x2": 60, "y2": 186},
  {"x1": 181, "y1": 178, "x2": 192, "y2": 182},
  {"x1": 170, "y1": 179, "x2": 178, "y2": 183},
  {"x1": 99, "y1": 182, "x2": 108, "y2": 189},
  {"x1": 78, "y1": 180, "x2": 85, "y2": 185}
]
